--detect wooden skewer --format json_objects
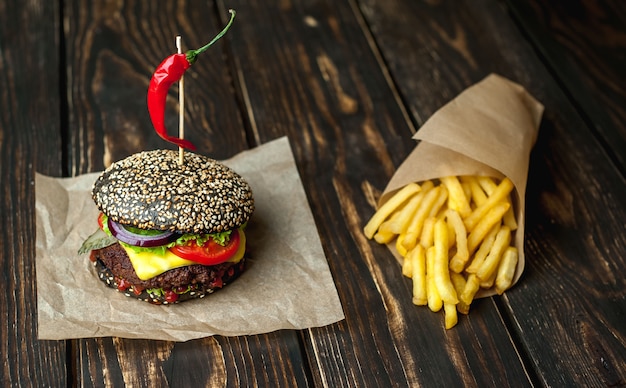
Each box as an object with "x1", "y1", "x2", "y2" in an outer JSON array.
[{"x1": 176, "y1": 35, "x2": 185, "y2": 165}]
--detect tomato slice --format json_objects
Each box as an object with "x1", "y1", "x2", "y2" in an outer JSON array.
[
  {"x1": 97, "y1": 212, "x2": 106, "y2": 229},
  {"x1": 170, "y1": 229, "x2": 241, "y2": 265}
]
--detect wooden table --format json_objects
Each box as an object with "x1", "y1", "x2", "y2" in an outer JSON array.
[{"x1": 2, "y1": 0, "x2": 625, "y2": 386}]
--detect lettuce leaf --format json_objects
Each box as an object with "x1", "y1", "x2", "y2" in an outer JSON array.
[{"x1": 92, "y1": 213, "x2": 236, "y2": 256}]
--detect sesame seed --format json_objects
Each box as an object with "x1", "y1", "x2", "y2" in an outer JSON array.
[{"x1": 92, "y1": 150, "x2": 254, "y2": 233}]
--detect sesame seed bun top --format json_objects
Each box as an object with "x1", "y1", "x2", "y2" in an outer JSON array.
[{"x1": 92, "y1": 149, "x2": 254, "y2": 234}]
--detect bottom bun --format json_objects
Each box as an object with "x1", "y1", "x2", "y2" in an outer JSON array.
[{"x1": 92, "y1": 255, "x2": 246, "y2": 305}]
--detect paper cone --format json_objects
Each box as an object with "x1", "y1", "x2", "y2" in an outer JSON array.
[{"x1": 379, "y1": 74, "x2": 544, "y2": 297}]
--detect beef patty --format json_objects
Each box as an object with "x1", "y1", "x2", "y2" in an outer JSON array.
[{"x1": 90, "y1": 243, "x2": 246, "y2": 304}]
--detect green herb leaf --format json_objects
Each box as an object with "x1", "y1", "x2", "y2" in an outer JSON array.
[
  {"x1": 94, "y1": 212, "x2": 236, "y2": 254},
  {"x1": 210, "y1": 231, "x2": 231, "y2": 246},
  {"x1": 148, "y1": 288, "x2": 164, "y2": 297},
  {"x1": 78, "y1": 228, "x2": 118, "y2": 254},
  {"x1": 123, "y1": 225, "x2": 167, "y2": 236},
  {"x1": 120, "y1": 242, "x2": 168, "y2": 255},
  {"x1": 167, "y1": 230, "x2": 232, "y2": 248}
]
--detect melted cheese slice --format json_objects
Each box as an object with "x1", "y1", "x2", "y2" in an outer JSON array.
[{"x1": 121, "y1": 230, "x2": 246, "y2": 280}]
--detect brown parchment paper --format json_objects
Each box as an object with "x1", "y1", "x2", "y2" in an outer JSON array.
[
  {"x1": 379, "y1": 74, "x2": 544, "y2": 297},
  {"x1": 36, "y1": 136, "x2": 345, "y2": 341}
]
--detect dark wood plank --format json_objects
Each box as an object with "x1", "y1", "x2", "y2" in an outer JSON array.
[
  {"x1": 358, "y1": 0, "x2": 626, "y2": 386},
  {"x1": 223, "y1": 0, "x2": 533, "y2": 386},
  {"x1": 65, "y1": 0, "x2": 249, "y2": 175},
  {"x1": 217, "y1": 332, "x2": 311, "y2": 386},
  {"x1": 506, "y1": 0, "x2": 626, "y2": 173},
  {"x1": 0, "y1": 0, "x2": 68, "y2": 386},
  {"x1": 64, "y1": 1, "x2": 308, "y2": 385},
  {"x1": 76, "y1": 334, "x2": 311, "y2": 387}
]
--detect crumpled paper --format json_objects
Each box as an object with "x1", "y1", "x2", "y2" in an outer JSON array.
[
  {"x1": 379, "y1": 74, "x2": 544, "y2": 297},
  {"x1": 36, "y1": 136, "x2": 344, "y2": 341}
]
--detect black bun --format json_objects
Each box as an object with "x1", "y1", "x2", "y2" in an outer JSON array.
[{"x1": 92, "y1": 150, "x2": 254, "y2": 234}]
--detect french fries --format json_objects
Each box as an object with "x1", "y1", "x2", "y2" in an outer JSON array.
[
  {"x1": 476, "y1": 226, "x2": 511, "y2": 282},
  {"x1": 426, "y1": 247, "x2": 443, "y2": 312},
  {"x1": 402, "y1": 184, "x2": 440, "y2": 251},
  {"x1": 441, "y1": 176, "x2": 472, "y2": 218},
  {"x1": 446, "y1": 209, "x2": 469, "y2": 273},
  {"x1": 433, "y1": 219, "x2": 458, "y2": 305},
  {"x1": 364, "y1": 183, "x2": 421, "y2": 239},
  {"x1": 411, "y1": 245, "x2": 428, "y2": 305},
  {"x1": 495, "y1": 247, "x2": 518, "y2": 295},
  {"x1": 364, "y1": 176, "x2": 519, "y2": 329},
  {"x1": 464, "y1": 178, "x2": 514, "y2": 231}
]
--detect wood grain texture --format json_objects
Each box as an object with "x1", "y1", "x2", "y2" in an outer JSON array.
[
  {"x1": 64, "y1": 0, "x2": 249, "y2": 176},
  {"x1": 76, "y1": 337, "x2": 226, "y2": 387},
  {"x1": 3, "y1": 0, "x2": 625, "y2": 385},
  {"x1": 223, "y1": 0, "x2": 533, "y2": 386},
  {"x1": 0, "y1": 0, "x2": 67, "y2": 387},
  {"x1": 217, "y1": 332, "x2": 312, "y2": 387},
  {"x1": 506, "y1": 0, "x2": 626, "y2": 173},
  {"x1": 358, "y1": 0, "x2": 626, "y2": 386},
  {"x1": 75, "y1": 332, "x2": 310, "y2": 387}
]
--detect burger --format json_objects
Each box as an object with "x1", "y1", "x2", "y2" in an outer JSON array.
[{"x1": 78, "y1": 149, "x2": 254, "y2": 304}]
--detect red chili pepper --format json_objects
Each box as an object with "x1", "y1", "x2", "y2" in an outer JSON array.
[{"x1": 147, "y1": 10, "x2": 236, "y2": 150}]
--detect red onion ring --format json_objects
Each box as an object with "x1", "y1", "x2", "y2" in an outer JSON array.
[{"x1": 108, "y1": 219, "x2": 178, "y2": 247}]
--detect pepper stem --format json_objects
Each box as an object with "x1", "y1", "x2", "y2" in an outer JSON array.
[{"x1": 186, "y1": 9, "x2": 236, "y2": 65}]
